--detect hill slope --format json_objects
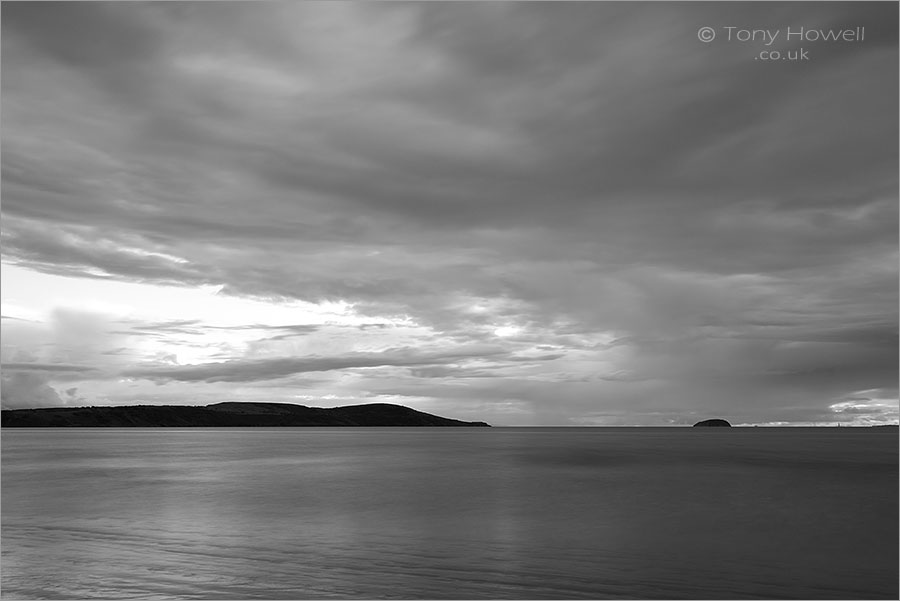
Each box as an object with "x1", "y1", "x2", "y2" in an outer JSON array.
[{"x1": 1, "y1": 402, "x2": 491, "y2": 427}]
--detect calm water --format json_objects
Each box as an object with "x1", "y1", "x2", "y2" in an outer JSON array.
[{"x1": 2, "y1": 428, "x2": 897, "y2": 599}]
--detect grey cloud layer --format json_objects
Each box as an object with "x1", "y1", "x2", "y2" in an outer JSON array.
[
  {"x1": 124, "y1": 346, "x2": 511, "y2": 383},
  {"x1": 1, "y1": 2, "x2": 897, "y2": 423},
  {"x1": 0, "y1": 363, "x2": 97, "y2": 373}
]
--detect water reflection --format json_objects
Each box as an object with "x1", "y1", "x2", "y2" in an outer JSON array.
[{"x1": 2, "y1": 428, "x2": 897, "y2": 599}]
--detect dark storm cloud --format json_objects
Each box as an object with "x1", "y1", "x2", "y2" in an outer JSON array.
[{"x1": 2, "y1": 1, "x2": 896, "y2": 422}]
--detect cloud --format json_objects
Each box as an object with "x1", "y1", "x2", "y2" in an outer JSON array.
[
  {"x1": 1, "y1": 372, "x2": 67, "y2": 410},
  {"x1": 122, "y1": 345, "x2": 510, "y2": 383},
  {"x1": 828, "y1": 392, "x2": 899, "y2": 426},
  {"x1": 1, "y1": 362, "x2": 96, "y2": 373},
  {"x1": 1, "y1": 308, "x2": 127, "y2": 367}
]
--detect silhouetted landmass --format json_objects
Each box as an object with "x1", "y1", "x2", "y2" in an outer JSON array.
[
  {"x1": 0, "y1": 402, "x2": 491, "y2": 427},
  {"x1": 692, "y1": 418, "x2": 732, "y2": 427}
]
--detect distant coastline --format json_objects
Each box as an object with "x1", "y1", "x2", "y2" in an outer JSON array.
[{"x1": 0, "y1": 402, "x2": 491, "y2": 428}]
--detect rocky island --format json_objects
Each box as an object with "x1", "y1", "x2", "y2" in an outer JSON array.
[
  {"x1": 692, "y1": 418, "x2": 732, "y2": 427},
  {"x1": 0, "y1": 402, "x2": 491, "y2": 428}
]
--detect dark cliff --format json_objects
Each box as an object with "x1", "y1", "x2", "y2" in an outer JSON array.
[{"x1": 1, "y1": 402, "x2": 491, "y2": 427}]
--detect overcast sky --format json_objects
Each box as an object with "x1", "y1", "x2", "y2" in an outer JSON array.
[{"x1": 2, "y1": 1, "x2": 897, "y2": 425}]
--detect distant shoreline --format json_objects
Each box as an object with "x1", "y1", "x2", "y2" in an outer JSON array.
[
  {"x1": 1, "y1": 402, "x2": 491, "y2": 428},
  {"x1": 3, "y1": 404, "x2": 895, "y2": 429}
]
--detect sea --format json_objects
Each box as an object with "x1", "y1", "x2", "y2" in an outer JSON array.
[{"x1": 2, "y1": 427, "x2": 897, "y2": 599}]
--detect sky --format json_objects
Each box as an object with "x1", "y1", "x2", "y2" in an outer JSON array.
[{"x1": 1, "y1": 1, "x2": 897, "y2": 426}]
